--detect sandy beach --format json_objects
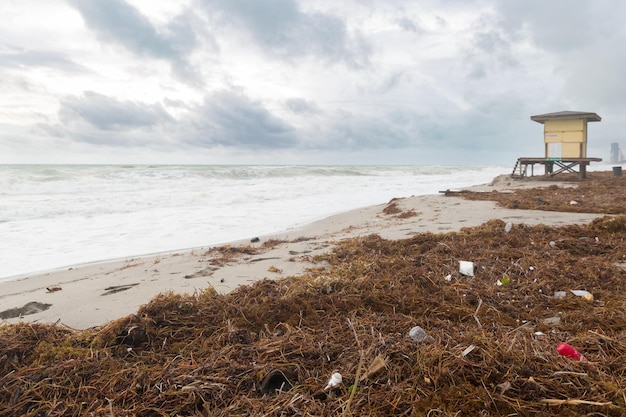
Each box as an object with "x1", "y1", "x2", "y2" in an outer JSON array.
[{"x1": 0, "y1": 174, "x2": 606, "y2": 329}]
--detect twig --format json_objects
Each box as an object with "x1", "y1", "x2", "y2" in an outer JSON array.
[
  {"x1": 552, "y1": 371, "x2": 588, "y2": 377},
  {"x1": 540, "y1": 399, "x2": 613, "y2": 407},
  {"x1": 106, "y1": 397, "x2": 115, "y2": 417},
  {"x1": 473, "y1": 298, "x2": 483, "y2": 328},
  {"x1": 343, "y1": 318, "x2": 365, "y2": 417}
]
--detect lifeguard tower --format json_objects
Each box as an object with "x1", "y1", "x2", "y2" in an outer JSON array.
[{"x1": 512, "y1": 110, "x2": 602, "y2": 179}]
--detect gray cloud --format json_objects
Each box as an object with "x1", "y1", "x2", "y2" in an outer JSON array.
[
  {"x1": 67, "y1": 0, "x2": 202, "y2": 84},
  {"x1": 465, "y1": 28, "x2": 518, "y2": 79},
  {"x1": 285, "y1": 98, "x2": 322, "y2": 115},
  {"x1": 0, "y1": 47, "x2": 88, "y2": 73},
  {"x1": 58, "y1": 91, "x2": 173, "y2": 131},
  {"x1": 490, "y1": 1, "x2": 626, "y2": 113},
  {"x1": 198, "y1": 0, "x2": 371, "y2": 68},
  {"x1": 396, "y1": 17, "x2": 423, "y2": 34},
  {"x1": 68, "y1": 0, "x2": 175, "y2": 59},
  {"x1": 47, "y1": 89, "x2": 298, "y2": 150},
  {"x1": 186, "y1": 90, "x2": 296, "y2": 148},
  {"x1": 494, "y1": 1, "x2": 602, "y2": 53}
]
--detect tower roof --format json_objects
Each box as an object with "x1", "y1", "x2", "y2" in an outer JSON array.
[{"x1": 530, "y1": 111, "x2": 601, "y2": 124}]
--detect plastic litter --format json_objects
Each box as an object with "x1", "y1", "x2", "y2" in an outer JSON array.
[
  {"x1": 324, "y1": 372, "x2": 342, "y2": 390},
  {"x1": 408, "y1": 326, "x2": 430, "y2": 342},
  {"x1": 557, "y1": 342, "x2": 587, "y2": 361},
  {"x1": 570, "y1": 290, "x2": 593, "y2": 301},
  {"x1": 542, "y1": 316, "x2": 561, "y2": 326},
  {"x1": 459, "y1": 261, "x2": 474, "y2": 277},
  {"x1": 497, "y1": 276, "x2": 510, "y2": 286},
  {"x1": 462, "y1": 345, "x2": 476, "y2": 357}
]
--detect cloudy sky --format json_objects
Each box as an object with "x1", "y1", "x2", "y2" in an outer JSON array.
[{"x1": 1, "y1": 0, "x2": 625, "y2": 165}]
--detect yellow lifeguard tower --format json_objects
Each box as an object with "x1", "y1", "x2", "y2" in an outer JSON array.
[{"x1": 512, "y1": 111, "x2": 602, "y2": 178}]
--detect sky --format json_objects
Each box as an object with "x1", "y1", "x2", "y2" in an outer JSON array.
[{"x1": 1, "y1": 0, "x2": 625, "y2": 165}]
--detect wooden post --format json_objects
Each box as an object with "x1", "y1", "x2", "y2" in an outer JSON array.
[{"x1": 580, "y1": 162, "x2": 587, "y2": 179}]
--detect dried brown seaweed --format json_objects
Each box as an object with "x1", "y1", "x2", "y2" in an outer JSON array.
[{"x1": 455, "y1": 171, "x2": 626, "y2": 214}]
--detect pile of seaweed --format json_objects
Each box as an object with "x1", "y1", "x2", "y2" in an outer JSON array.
[
  {"x1": 456, "y1": 171, "x2": 626, "y2": 214},
  {"x1": 1, "y1": 177, "x2": 626, "y2": 416}
]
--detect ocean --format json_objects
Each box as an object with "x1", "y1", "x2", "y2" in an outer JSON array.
[{"x1": 0, "y1": 164, "x2": 509, "y2": 281}]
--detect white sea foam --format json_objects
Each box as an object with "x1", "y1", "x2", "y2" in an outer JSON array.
[{"x1": 0, "y1": 164, "x2": 508, "y2": 281}]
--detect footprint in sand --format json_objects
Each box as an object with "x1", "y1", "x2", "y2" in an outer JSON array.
[
  {"x1": 0, "y1": 301, "x2": 52, "y2": 319},
  {"x1": 184, "y1": 266, "x2": 219, "y2": 279}
]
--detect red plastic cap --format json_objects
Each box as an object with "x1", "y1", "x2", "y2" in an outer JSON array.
[{"x1": 556, "y1": 342, "x2": 587, "y2": 361}]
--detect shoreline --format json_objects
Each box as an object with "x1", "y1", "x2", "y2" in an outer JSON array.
[{"x1": 0, "y1": 174, "x2": 606, "y2": 329}]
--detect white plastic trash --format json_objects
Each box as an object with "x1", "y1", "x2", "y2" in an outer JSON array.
[
  {"x1": 324, "y1": 372, "x2": 343, "y2": 390},
  {"x1": 408, "y1": 326, "x2": 429, "y2": 342},
  {"x1": 459, "y1": 261, "x2": 474, "y2": 277},
  {"x1": 570, "y1": 290, "x2": 593, "y2": 301}
]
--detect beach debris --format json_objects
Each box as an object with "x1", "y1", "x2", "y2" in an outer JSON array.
[
  {"x1": 46, "y1": 286, "x2": 62, "y2": 293},
  {"x1": 360, "y1": 355, "x2": 389, "y2": 381},
  {"x1": 549, "y1": 240, "x2": 557, "y2": 248},
  {"x1": 542, "y1": 316, "x2": 561, "y2": 326},
  {"x1": 570, "y1": 200, "x2": 579, "y2": 205},
  {"x1": 556, "y1": 342, "x2": 587, "y2": 361},
  {"x1": 444, "y1": 274, "x2": 452, "y2": 282},
  {"x1": 408, "y1": 326, "x2": 432, "y2": 343},
  {"x1": 462, "y1": 345, "x2": 477, "y2": 357},
  {"x1": 554, "y1": 291, "x2": 567, "y2": 299},
  {"x1": 116, "y1": 326, "x2": 148, "y2": 347},
  {"x1": 101, "y1": 283, "x2": 139, "y2": 296},
  {"x1": 497, "y1": 381, "x2": 512, "y2": 395},
  {"x1": 540, "y1": 399, "x2": 613, "y2": 407},
  {"x1": 496, "y1": 276, "x2": 510, "y2": 286},
  {"x1": 250, "y1": 237, "x2": 260, "y2": 243},
  {"x1": 459, "y1": 261, "x2": 474, "y2": 276},
  {"x1": 184, "y1": 266, "x2": 219, "y2": 279},
  {"x1": 382, "y1": 200, "x2": 402, "y2": 215},
  {"x1": 504, "y1": 222, "x2": 512, "y2": 233},
  {"x1": 324, "y1": 372, "x2": 343, "y2": 391},
  {"x1": 570, "y1": 290, "x2": 594, "y2": 301}
]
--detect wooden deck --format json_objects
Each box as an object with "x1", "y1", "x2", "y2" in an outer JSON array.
[{"x1": 511, "y1": 157, "x2": 602, "y2": 179}]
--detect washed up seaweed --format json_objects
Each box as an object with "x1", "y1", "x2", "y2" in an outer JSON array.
[
  {"x1": 1, "y1": 172, "x2": 626, "y2": 416},
  {"x1": 453, "y1": 171, "x2": 626, "y2": 214}
]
